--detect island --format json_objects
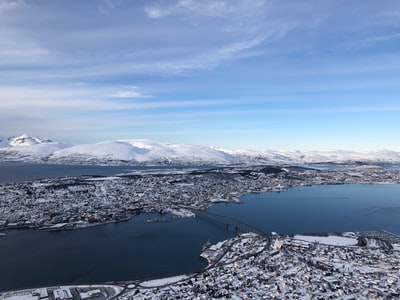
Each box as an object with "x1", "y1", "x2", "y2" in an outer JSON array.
[{"x1": 0, "y1": 165, "x2": 399, "y2": 231}]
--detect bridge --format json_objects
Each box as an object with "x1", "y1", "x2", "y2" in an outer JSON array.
[{"x1": 191, "y1": 209, "x2": 269, "y2": 237}]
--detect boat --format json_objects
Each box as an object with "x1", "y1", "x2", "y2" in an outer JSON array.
[{"x1": 0, "y1": 233, "x2": 6, "y2": 237}]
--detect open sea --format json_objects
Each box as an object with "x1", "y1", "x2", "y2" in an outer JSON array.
[{"x1": 0, "y1": 163, "x2": 399, "y2": 292}]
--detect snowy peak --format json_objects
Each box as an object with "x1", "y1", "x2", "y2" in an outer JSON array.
[
  {"x1": 0, "y1": 134, "x2": 70, "y2": 161},
  {"x1": 1, "y1": 134, "x2": 400, "y2": 165},
  {"x1": 9, "y1": 134, "x2": 53, "y2": 147}
]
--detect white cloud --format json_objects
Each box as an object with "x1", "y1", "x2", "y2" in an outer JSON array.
[
  {"x1": 98, "y1": 0, "x2": 116, "y2": 14},
  {"x1": 109, "y1": 86, "x2": 152, "y2": 99},
  {"x1": 145, "y1": 5, "x2": 169, "y2": 19},
  {"x1": 145, "y1": 0, "x2": 267, "y2": 19},
  {"x1": 0, "y1": 0, "x2": 24, "y2": 14},
  {"x1": 380, "y1": 8, "x2": 400, "y2": 26},
  {"x1": 217, "y1": 38, "x2": 264, "y2": 56},
  {"x1": 0, "y1": 86, "x2": 256, "y2": 116}
]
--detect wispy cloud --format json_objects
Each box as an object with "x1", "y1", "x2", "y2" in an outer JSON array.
[
  {"x1": 0, "y1": 0, "x2": 295, "y2": 80},
  {"x1": 98, "y1": 0, "x2": 116, "y2": 14},
  {"x1": 344, "y1": 33, "x2": 400, "y2": 52},
  {"x1": 1, "y1": 1, "x2": 400, "y2": 150},
  {"x1": 0, "y1": 28, "x2": 52, "y2": 65},
  {"x1": 109, "y1": 86, "x2": 152, "y2": 99},
  {"x1": 365, "y1": 33, "x2": 400, "y2": 43},
  {"x1": 0, "y1": 86, "x2": 262, "y2": 115},
  {"x1": 145, "y1": 0, "x2": 237, "y2": 19},
  {"x1": 0, "y1": 0, "x2": 24, "y2": 14}
]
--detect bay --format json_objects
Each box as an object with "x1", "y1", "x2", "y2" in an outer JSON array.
[
  {"x1": 0, "y1": 214, "x2": 233, "y2": 292},
  {"x1": 208, "y1": 184, "x2": 400, "y2": 235}
]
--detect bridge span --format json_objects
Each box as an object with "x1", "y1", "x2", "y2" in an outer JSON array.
[{"x1": 191, "y1": 209, "x2": 269, "y2": 238}]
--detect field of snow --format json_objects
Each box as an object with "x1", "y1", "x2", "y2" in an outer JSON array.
[
  {"x1": 138, "y1": 275, "x2": 190, "y2": 287},
  {"x1": 293, "y1": 234, "x2": 358, "y2": 246}
]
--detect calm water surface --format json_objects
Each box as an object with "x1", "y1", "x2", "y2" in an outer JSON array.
[
  {"x1": 0, "y1": 214, "x2": 233, "y2": 292},
  {"x1": 208, "y1": 184, "x2": 400, "y2": 235}
]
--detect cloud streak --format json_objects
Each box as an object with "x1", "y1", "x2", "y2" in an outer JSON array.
[
  {"x1": 0, "y1": 0, "x2": 24, "y2": 14},
  {"x1": 1, "y1": 1, "x2": 400, "y2": 150},
  {"x1": 145, "y1": 0, "x2": 267, "y2": 19},
  {"x1": 109, "y1": 86, "x2": 152, "y2": 99}
]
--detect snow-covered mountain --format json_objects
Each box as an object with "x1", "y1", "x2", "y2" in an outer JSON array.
[
  {"x1": 51, "y1": 139, "x2": 237, "y2": 165},
  {"x1": 8, "y1": 134, "x2": 53, "y2": 147},
  {"x1": 0, "y1": 134, "x2": 237, "y2": 165},
  {"x1": 1, "y1": 134, "x2": 400, "y2": 165},
  {"x1": 0, "y1": 134, "x2": 71, "y2": 162},
  {"x1": 222, "y1": 148, "x2": 400, "y2": 165}
]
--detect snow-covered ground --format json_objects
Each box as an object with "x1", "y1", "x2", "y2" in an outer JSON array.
[
  {"x1": 85, "y1": 176, "x2": 121, "y2": 181},
  {"x1": 293, "y1": 234, "x2": 358, "y2": 246},
  {"x1": 168, "y1": 208, "x2": 195, "y2": 218},
  {"x1": 2, "y1": 134, "x2": 400, "y2": 165},
  {"x1": 138, "y1": 274, "x2": 191, "y2": 287}
]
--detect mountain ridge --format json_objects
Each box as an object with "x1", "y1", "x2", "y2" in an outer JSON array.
[{"x1": 1, "y1": 134, "x2": 399, "y2": 165}]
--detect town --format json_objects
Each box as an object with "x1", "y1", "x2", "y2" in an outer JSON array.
[
  {"x1": 1, "y1": 165, "x2": 400, "y2": 299},
  {"x1": 0, "y1": 165, "x2": 399, "y2": 231},
  {"x1": 1, "y1": 230, "x2": 399, "y2": 299}
]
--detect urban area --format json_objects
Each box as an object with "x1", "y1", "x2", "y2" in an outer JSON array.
[
  {"x1": 0, "y1": 165, "x2": 399, "y2": 231},
  {"x1": 1, "y1": 165, "x2": 400, "y2": 299}
]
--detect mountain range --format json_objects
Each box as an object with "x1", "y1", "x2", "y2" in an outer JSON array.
[{"x1": 1, "y1": 134, "x2": 400, "y2": 166}]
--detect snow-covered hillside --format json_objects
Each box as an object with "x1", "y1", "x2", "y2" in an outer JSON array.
[
  {"x1": 51, "y1": 139, "x2": 237, "y2": 165},
  {"x1": 0, "y1": 134, "x2": 237, "y2": 165},
  {"x1": 9, "y1": 134, "x2": 53, "y2": 147},
  {"x1": 1, "y1": 134, "x2": 400, "y2": 165},
  {"x1": 223, "y1": 148, "x2": 400, "y2": 165},
  {"x1": 0, "y1": 134, "x2": 70, "y2": 162}
]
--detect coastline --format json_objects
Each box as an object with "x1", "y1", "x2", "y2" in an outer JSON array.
[
  {"x1": 1, "y1": 230, "x2": 399, "y2": 299},
  {"x1": 1, "y1": 164, "x2": 399, "y2": 233}
]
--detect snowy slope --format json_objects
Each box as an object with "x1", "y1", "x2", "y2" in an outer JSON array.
[
  {"x1": 1, "y1": 134, "x2": 400, "y2": 165},
  {"x1": 51, "y1": 139, "x2": 237, "y2": 164},
  {"x1": 211, "y1": 147, "x2": 400, "y2": 165},
  {"x1": 9, "y1": 134, "x2": 53, "y2": 147},
  {"x1": 0, "y1": 134, "x2": 70, "y2": 162}
]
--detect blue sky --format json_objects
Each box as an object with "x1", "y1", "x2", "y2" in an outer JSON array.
[{"x1": 0, "y1": 0, "x2": 399, "y2": 151}]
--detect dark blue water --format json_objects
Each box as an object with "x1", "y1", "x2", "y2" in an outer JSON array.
[
  {"x1": 0, "y1": 163, "x2": 211, "y2": 184},
  {"x1": 208, "y1": 184, "x2": 400, "y2": 235},
  {"x1": 0, "y1": 163, "x2": 131, "y2": 183},
  {"x1": 0, "y1": 214, "x2": 233, "y2": 292}
]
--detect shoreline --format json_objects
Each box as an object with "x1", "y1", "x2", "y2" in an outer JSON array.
[
  {"x1": 1, "y1": 230, "x2": 399, "y2": 299},
  {"x1": 1, "y1": 164, "x2": 400, "y2": 233}
]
